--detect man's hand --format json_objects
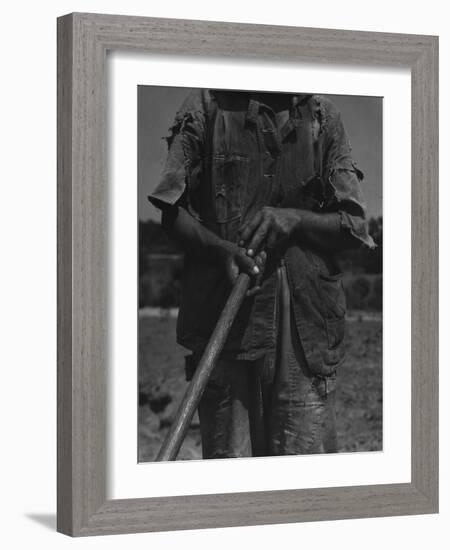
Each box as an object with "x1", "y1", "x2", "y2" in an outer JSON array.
[
  {"x1": 238, "y1": 206, "x2": 361, "y2": 254},
  {"x1": 218, "y1": 242, "x2": 267, "y2": 296},
  {"x1": 160, "y1": 204, "x2": 268, "y2": 294},
  {"x1": 238, "y1": 207, "x2": 302, "y2": 256}
]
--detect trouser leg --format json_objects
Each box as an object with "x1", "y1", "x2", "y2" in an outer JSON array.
[
  {"x1": 268, "y1": 265, "x2": 338, "y2": 455},
  {"x1": 195, "y1": 262, "x2": 338, "y2": 458},
  {"x1": 197, "y1": 359, "x2": 253, "y2": 459},
  {"x1": 196, "y1": 351, "x2": 337, "y2": 458}
]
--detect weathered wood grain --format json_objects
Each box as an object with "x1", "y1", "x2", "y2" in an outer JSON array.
[{"x1": 57, "y1": 12, "x2": 438, "y2": 536}]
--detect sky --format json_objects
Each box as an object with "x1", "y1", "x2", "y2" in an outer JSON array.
[{"x1": 138, "y1": 86, "x2": 382, "y2": 221}]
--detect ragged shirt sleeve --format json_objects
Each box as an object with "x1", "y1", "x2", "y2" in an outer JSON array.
[
  {"x1": 316, "y1": 96, "x2": 376, "y2": 249},
  {"x1": 148, "y1": 90, "x2": 208, "y2": 220}
]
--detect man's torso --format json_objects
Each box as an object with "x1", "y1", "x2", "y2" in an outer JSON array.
[{"x1": 175, "y1": 90, "x2": 348, "y2": 377}]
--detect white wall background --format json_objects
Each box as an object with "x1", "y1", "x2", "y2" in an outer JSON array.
[{"x1": 0, "y1": 1, "x2": 446, "y2": 548}]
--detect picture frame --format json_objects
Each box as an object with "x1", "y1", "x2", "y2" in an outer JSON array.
[{"x1": 57, "y1": 12, "x2": 438, "y2": 536}]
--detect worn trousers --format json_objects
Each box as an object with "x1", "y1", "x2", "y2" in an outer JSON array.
[{"x1": 193, "y1": 265, "x2": 338, "y2": 458}]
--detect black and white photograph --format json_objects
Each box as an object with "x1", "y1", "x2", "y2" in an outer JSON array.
[
  {"x1": 1, "y1": 0, "x2": 443, "y2": 544},
  {"x1": 138, "y1": 86, "x2": 383, "y2": 462}
]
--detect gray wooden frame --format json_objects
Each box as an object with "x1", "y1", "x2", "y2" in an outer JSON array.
[{"x1": 57, "y1": 12, "x2": 439, "y2": 537}]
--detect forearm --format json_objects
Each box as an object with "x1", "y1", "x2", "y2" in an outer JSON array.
[
  {"x1": 161, "y1": 205, "x2": 263, "y2": 288},
  {"x1": 161, "y1": 205, "x2": 227, "y2": 262},
  {"x1": 294, "y1": 209, "x2": 357, "y2": 251},
  {"x1": 239, "y1": 206, "x2": 360, "y2": 255}
]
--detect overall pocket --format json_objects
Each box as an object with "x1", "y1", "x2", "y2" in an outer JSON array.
[{"x1": 212, "y1": 153, "x2": 249, "y2": 223}]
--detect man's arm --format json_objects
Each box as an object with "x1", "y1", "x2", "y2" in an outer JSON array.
[
  {"x1": 147, "y1": 89, "x2": 265, "y2": 291},
  {"x1": 161, "y1": 205, "x2": 265, "y2": 292},
  {"x1": 239, "y1": 97, "x2": 376, "y2": 256},
  {"x1": 238, "y1": 206, "x2": 358, "y2": 256}
]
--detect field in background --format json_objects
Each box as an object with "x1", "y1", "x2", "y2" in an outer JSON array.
[{"x1": 138, "y1": 314, "x2": 382, "y2": 462}]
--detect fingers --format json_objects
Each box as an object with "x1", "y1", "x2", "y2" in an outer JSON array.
[
  {"x1": 254, "y1": 250, "x2": 267, "y2": 271},
  {"x1": 256, "y1": 250, "x2": 267, "y2": 262},
  {"x1": 224, "y1": 244, "x2": 266, "y2": 296},
  {"x1": 238, "y1": 211, "x2": 263, "y2": 248},
  {"x1": 246, "y1": 219, "x2": 270, "y2": 256},
  {"x1": 254, "y1": 250, "x2": 266, "y2": 283},
  {"x1": 235, "y1": 249, "x2": 259, "y2": 277},
  {"x1": 246, "y1": 250, "x2": 267, "y2": 296},
  {"x1": 238, "y1": 210, "x2": 275, "y2": 256}
]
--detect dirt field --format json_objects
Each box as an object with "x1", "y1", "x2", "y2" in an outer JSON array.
[{"x1": 138, "y1": 313, "x2": 382, "y2": 462}]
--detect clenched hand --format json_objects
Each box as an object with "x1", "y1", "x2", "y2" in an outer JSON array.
[{"x1": 218, "y1": 242, "x2": 267, "y2": 297}]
